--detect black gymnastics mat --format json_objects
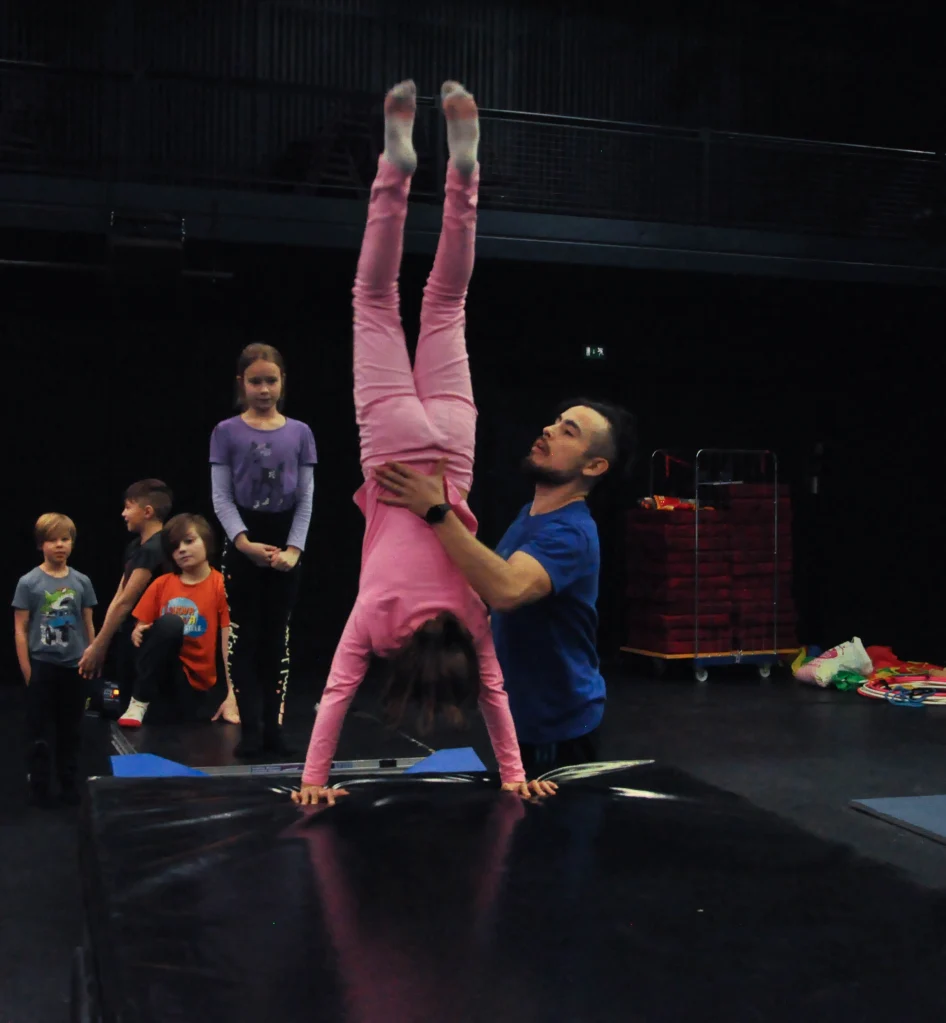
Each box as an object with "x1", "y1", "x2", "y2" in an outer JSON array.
[{"x1": 76, "y1": 764, "x2": 946, "y2": 1023}]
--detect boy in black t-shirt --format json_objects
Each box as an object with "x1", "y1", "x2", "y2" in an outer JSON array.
[{"x1": 78, "y1": 480, "x2": 173, "y2": 689}]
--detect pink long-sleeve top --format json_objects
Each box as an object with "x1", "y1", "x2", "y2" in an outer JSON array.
[{"x1": 302, "y1": 471, "x2": 525, "y2": 786}]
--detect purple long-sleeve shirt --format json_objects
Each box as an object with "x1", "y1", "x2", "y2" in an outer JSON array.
[{"x1": 210, "y1": 416, "x2": 317, "y2": 550}]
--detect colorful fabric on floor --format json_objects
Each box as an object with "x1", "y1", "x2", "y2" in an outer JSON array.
[
  {"x1": 832, "y1": 670, "x2": 868, "y2": 692},
  {"x1": 865, "y1": 645, "x2": 944, "y2": 677},
  {"x1": 854, "y1": 646, "x2": 946, "y2": 705}
]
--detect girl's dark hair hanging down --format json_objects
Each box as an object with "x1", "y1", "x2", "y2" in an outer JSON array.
[{"x1": 381, "y1": 612, "x2": 481, "y2": 734}]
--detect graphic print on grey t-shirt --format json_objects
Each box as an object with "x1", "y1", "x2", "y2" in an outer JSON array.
[{"x1": 39, "y1": 585, "x2": 80, "y2": 648}]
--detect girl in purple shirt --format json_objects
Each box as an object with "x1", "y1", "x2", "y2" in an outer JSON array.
[{"x1": 210, "y1": 344, "x2": 317, "y2": 756}]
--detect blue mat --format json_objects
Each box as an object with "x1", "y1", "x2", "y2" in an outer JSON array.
[
  {"x1": 850, "y1": 794, "x2": 946, "y2": 845},
  {"x1": 111, "y1": 754, "x2": 207, "y2": 778},
  {"x1": 404, "y1": 747, "x2": 487, "y2": 774}
]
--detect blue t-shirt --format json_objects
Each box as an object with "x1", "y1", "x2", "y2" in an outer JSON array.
[{"x1": 491, "y1": 501, "x2": 605, "y2": 745}]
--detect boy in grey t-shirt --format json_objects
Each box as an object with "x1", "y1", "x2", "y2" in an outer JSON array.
[{"x1": 13, "y1": 513, "x2": 97, "y2": 806}]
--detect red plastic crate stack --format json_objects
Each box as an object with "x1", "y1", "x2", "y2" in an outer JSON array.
[
  {"x1": 728, "y1": 484, "x2": 797, "y2": 650},
  {"x1": 624, "y1": 509, "x2": 734, "y2": 654}
]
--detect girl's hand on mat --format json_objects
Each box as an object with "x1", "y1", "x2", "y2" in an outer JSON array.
[
  {"x1": 271, "y1": 547, "x2": 300, "y2": 572},
  {"x1": 292, "y1": 784, "x2": 349, "y2": 807},
  {"x1": 240, "y1": 540, "x2": 279, "y2": 568},
  {"x1": 131, "y1": 622, "x2": 151, "y2": 648},
  {"x1": 374, "y1": 459, "x2": 448, "y2": 519},
  {"x1": 502, "y1": 779, "x2": 559, "y2": 799}
]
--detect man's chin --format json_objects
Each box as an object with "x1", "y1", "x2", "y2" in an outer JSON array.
[{"x1": 520, "y1": 456, "x2": 574, "y2": 487}]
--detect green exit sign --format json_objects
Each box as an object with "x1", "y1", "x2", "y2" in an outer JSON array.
[{"x1": 583, "y1": 345, "x2": 606, "y2": 360}]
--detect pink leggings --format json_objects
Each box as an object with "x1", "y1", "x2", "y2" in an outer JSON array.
[{"x1": 353, "y1": 156, "x2": 479, "y2": 493}]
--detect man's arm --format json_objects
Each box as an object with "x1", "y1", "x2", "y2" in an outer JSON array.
[
  {"x1": 373, "y1": 460, "x2": 552, "y2": 612},
  {"x1": 430, "y1": 512, "x2": 551, "y2": 612},
  {"x1": 13, "y1": 610, "x2": 31, "y2": 684}
]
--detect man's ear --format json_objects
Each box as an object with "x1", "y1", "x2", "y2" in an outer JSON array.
[{"x1": 582, "y1": 457, "x2": 609, "y2": 480}]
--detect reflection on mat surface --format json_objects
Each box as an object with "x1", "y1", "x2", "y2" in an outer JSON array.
[{"x1": 80, "y1": 765, "x2": 946, "y2": 1022}]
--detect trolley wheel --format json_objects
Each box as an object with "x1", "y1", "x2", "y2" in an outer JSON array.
[
  {"x1": 694, "y1": 667, "x2": 709, "y2": 683},
  {"x1": 651, "y1": 658, "x2": 666, "y2": 678},
  {"x1": 758, "y1": 664, "x2": 772, "y2": 679}
]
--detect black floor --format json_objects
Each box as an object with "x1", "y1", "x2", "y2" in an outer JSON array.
[{"x1": 3, "y1": 665, "x2": 946, "y2": 1021}]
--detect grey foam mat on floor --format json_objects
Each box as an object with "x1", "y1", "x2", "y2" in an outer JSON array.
[{"x1": 850, "y1": 795, "x2": 946, "y2": 846}]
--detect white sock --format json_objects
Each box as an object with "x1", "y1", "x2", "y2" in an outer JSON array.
[
  {"x1": 382, "y1": 79, "x2": 417, "y2": 176},
  {"x1": 119, "y1": 696, "x2": 149, "y2": 725},
  {"x1": 440, "y1": 80, "x2": 479, "y2": 178}
]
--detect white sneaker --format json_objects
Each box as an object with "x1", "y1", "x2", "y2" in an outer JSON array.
[{"x1": 118, "y1": 697, "x2": 150, "y2": 729}]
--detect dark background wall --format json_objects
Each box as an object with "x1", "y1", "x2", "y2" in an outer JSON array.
[
  {"x1": 3, "y1": 0, "x2": 945, "y2": 685},
  {"x1": 4, "y1": 252, "x2": 944, "y2": 687},
  {"x1": 3, "y1": 0, "x2": 942, "y2": 188}
]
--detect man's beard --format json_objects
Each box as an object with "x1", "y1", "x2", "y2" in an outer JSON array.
[{"x1": 520, "y1": 455, "x2": 580, "y2": 487}]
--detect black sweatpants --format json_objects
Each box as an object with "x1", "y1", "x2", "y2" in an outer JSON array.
[
  {"x1": 518, "y1": 726, "x2": 601, "y2": 777},
  {"x1": 26, "y1": 659, "x2": 87, "y2": 797},
  {"x1": 222, "y1": 507, "x2": 302, "y2": 742},
  {"x1": 110, "y1": 619, "x2": 138, "y2": 706},
  {"x1": 133, "y1": 614, "x2": 221, "y2": 721}
]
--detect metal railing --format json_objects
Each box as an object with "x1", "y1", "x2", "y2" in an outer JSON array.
[{"x1": 1, "y1": 60, "x2": 942, "y2": 242}]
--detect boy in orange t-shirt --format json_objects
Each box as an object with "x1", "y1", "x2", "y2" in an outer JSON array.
[{"x1": 119, "y1": 514, "x2": 236, "y2": 729}]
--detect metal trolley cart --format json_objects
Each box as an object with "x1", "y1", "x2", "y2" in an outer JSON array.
[{"x1": 622, "y1": 449, "x2": 800, "y2": 682}]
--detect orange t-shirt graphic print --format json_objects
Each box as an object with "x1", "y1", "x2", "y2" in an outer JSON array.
[{"x1": 133, "y1": 570, "x2": 230, "y2": 691}]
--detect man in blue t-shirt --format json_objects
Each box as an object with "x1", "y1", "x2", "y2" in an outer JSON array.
[{"x1": 374, "y1": 397, "x2": 636, "y2": 774}]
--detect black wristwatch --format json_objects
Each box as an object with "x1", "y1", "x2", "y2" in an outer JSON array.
[{"x1": 424, "y1": 503, "x2": 452, "y2": 525}]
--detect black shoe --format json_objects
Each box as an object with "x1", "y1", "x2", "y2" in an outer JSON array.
[
  {"x1": 234, "y1": 735, "x2": 263, "y2": 758},
  {"x1": 262, "y1": 735, "x2": 299, "y2": 760},
  {"x1": 59, "y1": 786, "x2": 81, "y2": 807},
  {"x1": 28, "y1": 786, "x2": 54, "y2": 809}
]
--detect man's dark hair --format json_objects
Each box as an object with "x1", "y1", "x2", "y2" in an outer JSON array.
[
  {"x1": 124, "y1": 479, "x2": 174, "y2": 523},
  {"x1": 556, "y1": 397, "x2": 637, "y2": 485}
]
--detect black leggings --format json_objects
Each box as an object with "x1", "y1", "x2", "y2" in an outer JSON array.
[
  {"x1": 26, "y1": 660, "x2": 87, "y2": 795},
  {"x1": 110, "y1": 620, "x2": 138, "y2": 706},
  {"x1": 222, "y1": 508, "x2": 302, "y2": 741}
]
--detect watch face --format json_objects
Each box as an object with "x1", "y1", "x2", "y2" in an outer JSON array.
[{"x1": 426, "y1": 503, "x2": 449, "y2": 524}]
